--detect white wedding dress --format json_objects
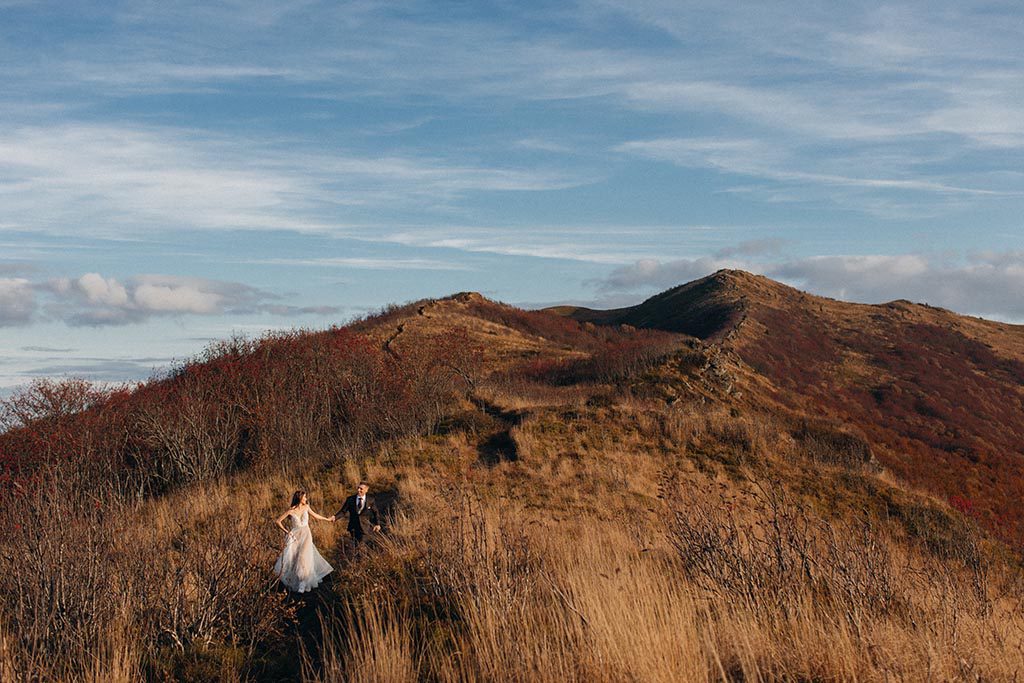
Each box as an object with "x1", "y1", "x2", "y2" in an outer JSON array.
[{"x1": 273, "y1": 508, "x2": 334, "y2": 592}]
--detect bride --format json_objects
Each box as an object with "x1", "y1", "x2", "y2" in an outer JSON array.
[{"x1": 273, "y1": 490, "x2": 335, "y2": 592}]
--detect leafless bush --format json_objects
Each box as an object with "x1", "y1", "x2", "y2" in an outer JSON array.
[
  {"x1": 145, "y1": 508, "x2": 290, "y2": 657},
  {"x1": 790, "y1": 418, "x2": 875, "y2": 469},
  {"x1": 0, "y1": 471, "x2": 292, "y2": 681},
  {"x1": 134, "y1": 375, "x2": 244, "y2": 488},
  {"x1": 0, "y1": 379, "x2": 137, "y2": 494},
  {"x1": 0, "y1": 378, "x2": 108, "y2": 431},
  {"x1": 0, "y1": 478, "x2": 139, "y2": 681},
  {"x1": 667, "y1": 475, "x2": 902, "y2": 619}
]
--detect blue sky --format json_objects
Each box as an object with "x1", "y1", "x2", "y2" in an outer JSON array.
[{"x1": 2, "y1": 0, "x2": 1023, "y2": 389}]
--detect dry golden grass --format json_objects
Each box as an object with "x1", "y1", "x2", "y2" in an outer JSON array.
[
  {"x1": 359, "y1": 294, "x2": 593, "y2": 376},
  {"x1": 310, "y1": 466, "x2": 1024, "y2": 682},
  {"x1": 310, "y1": 600, "x2": 418, "y2": 683},
  {"x1": 0, "y1": 461, "x2": 369, "y2": 681}
]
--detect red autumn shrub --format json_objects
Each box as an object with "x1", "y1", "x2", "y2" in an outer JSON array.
[{"x1": 1, "y1": 322, "x2": 482, "y2": 495}]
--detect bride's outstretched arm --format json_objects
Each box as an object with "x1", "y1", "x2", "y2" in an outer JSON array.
[{"x1": 308, "y1": 508, "x2": 332, "y2": 522}]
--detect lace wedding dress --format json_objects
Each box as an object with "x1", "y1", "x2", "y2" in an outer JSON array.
[{"x1": 273, "y1": 507, "x2": 334, "y2": 592}]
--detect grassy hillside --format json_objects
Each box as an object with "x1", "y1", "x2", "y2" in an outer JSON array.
[
  {"x1": 2, "y1": 283, "x2": 1022, "y2": 681},
  {"x1": 555, "y1": 269, "x2": 1024, "y2": 546}
]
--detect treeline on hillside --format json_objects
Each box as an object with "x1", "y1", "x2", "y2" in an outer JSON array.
[{"x1": 0, "y1": 325, "x2": 481, "y2": 497}]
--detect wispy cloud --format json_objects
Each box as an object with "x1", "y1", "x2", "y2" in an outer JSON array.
[
  {"x1": 616, "y1": 137, "x2": 1014, "y2": 197},
  {"x1": 251, "y1": 257, "x2": 472, "y2": 271},
  {"x1": 0, "y1": 123, "x2": 589, "y2": 237},
  {"x1": 13, "y1": 358, "x2": 172, "y2": 384},
  {"x1": 372, "y1": 225, "x2": 737, "y2": 264},
  {"x1": 4, "y1": 0, "x2": 1024, "y2": 229},
  {"x1": 622, "y1": 81, "x2": 897, "y2": 140},
  {"x1": 514, "y1": 138, "x2": 576, "y2": 153},
  {"x1": 714, "y1": 238, "x2": 789, "y2": 258},
  {"x1": 20, "y1": 345, "x2": 76, "y2": 353},
  {"x1": 0, "y1": 262, "x2": 39, "y2": 276},
  {"x1": 2, "y1": 0, "x2": 1024, "y2": 383}
]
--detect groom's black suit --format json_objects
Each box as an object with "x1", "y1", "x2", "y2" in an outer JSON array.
[{"x1": 336, "y1": 494, "x2": 379, "y2": 543}]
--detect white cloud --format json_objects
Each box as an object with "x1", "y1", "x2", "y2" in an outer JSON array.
[
  {"x1": 596, "y1": 256, "x2": 747, "y2": 292},
  {"x1": 76, "y1": 273, "x2": 130, "y2": 306},
  {"x1": 771, "y1": 254, "x2": 931, "y2": 289},
  {"x1": 770, "y1": 253, "x2": 1024, "y2": 320},
  {"x1": 0, "y1": 278, "x2": 35, "y2": 326},
  {"x1": 37, "y1": 273, "x2": 341, "y2": 326},
  {"x1": 132, "y1": 280, "x2": 223, "y2": 314}
]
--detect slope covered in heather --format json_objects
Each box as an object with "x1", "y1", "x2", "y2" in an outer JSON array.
[{"x1": 552, "y1": 269, "x2": 1024, "y2": 544}]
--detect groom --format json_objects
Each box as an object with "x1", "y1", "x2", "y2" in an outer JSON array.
[{"x1": 334, "y1": 481, "x2": 380, "y2": 545}]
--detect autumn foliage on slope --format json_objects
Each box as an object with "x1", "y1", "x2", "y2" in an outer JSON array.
[
  {"x1": 741, "y1": 311, "x2": 1024, "y2": 544},
  {"x1": 0, "y1": 323, "x2": 481, "y2": 496},
  {"x1": 0, "y1": 295, "x2": 681, "y2": 497},
  {"x1": 559, "y1": 269, "x2": 1024, "y2": 547}
]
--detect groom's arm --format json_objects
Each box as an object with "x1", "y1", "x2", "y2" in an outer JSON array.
[{"x1": 368, "y1": 497, "x2": 380, "y2": 527}]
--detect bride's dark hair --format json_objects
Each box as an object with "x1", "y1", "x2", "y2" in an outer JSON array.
[{"x1": 290, "y1": 490, "x2": 306, "y2": 508}]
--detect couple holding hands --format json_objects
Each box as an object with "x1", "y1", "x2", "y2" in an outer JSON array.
[{"x1": 272, "y1": 482, "x2": 380, "y2": 592}]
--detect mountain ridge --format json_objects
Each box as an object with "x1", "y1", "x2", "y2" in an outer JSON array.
[
  {"x1": 548, "y1": 268, "x2": 1023, "y2": 340},
  {"x1": 550, "y1": 268, "x2": 1024, "y2": 544}
]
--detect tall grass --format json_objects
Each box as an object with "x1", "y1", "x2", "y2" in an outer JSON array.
[
  {"x1": 3, "y1": 423, "x2": 1023, "y2": 681},
  {"x1": 309, "y1": 467, "x2": 1024, "y2": 682},
  {"x1": 0, "y1": 466, "x2": 311, "y2": 681}
]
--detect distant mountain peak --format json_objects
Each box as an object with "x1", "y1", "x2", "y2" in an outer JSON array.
[
  {"x1": 547, "y1": 269, "x2": 771, "y2": 340},
  {"x1": 708, "y1": 267, "x2": 765, "y2": 284},
  {"x1": 444, "y1": 291, "x2": 487, "y2": 303}
]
